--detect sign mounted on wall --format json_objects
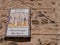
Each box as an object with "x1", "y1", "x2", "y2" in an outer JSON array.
[{"x1": 6, "y1": 9, "x2": 31, "y2": 38}]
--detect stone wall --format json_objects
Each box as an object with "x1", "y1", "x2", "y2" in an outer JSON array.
[{"x1": 0, "y1": 0, "x2": 60, "y2": 45}]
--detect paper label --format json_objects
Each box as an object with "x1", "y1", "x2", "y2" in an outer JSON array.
[{"x1": 6, "y1": 9, "x2": 30, "y2": 37}]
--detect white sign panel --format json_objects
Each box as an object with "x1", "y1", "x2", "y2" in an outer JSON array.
[{"x1": 6, "y1": 9, "x2": 30, "y2": 37}]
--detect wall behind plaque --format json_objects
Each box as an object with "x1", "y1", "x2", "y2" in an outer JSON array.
[{"x1": 0, "y1": 0, "x2": 60, "y2": 45}]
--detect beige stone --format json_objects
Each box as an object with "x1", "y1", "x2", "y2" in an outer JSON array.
[{"x1": 0, "y1": 0, "x2": 60, "y2": 45}]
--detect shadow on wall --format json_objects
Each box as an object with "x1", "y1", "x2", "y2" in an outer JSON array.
[{"x1": 5, "y1": 37, "x2": 31, "y2": 42}]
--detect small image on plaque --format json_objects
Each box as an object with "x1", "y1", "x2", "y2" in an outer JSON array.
[{"x1": 6, "y1": 9, "x2": 31, "y2": 38}]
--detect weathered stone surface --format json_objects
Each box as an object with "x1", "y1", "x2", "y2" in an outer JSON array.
[{"x1": 0, "y1": 0, "x2": 60, "y2": 45}]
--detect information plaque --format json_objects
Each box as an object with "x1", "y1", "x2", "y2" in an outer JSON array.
[{"x1": 6, "y1": 9, "x2": 31, "y2": 38}]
